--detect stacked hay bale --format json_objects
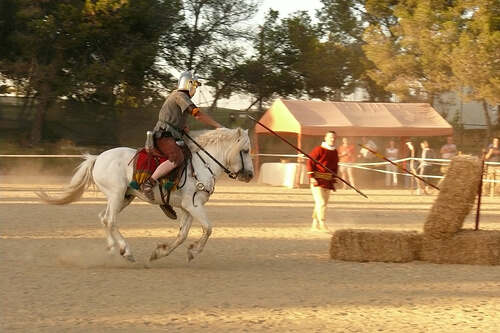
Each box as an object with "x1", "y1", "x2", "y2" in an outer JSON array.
[
  {"x1": 423, "y1": 155, "x2": 482, "y2": 238},
  {"x1": 420, "y1": 155, "x2": 500, "y2": 265},
  {"x1": 330, "y1": 155, "x2": 500, "y2": 265},
  {"x1": 330, "y1": 229, "x2": 421, "y2": 263},
  {"x1": 420, "y1": 229, "x2": 500, "y2": 265}
]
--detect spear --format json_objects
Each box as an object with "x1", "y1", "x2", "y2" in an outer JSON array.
[
  {"x1": 357, "y1": 143, "x2": 440, "y2": 191},
  {"x1": 247, "y1": 115, "x2": 368, "y2": 198}
]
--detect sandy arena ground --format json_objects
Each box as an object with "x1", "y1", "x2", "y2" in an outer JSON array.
[{"x1": 1, "y1": 176, "x2": 500, "y2": 332}]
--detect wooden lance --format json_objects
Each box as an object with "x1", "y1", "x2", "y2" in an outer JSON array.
[
  {"x1": 357, "y1": 143, "x2": 440, "y2": 191},
  {"x1": 247, "y1": 115, "x2": 368, "y2": 199}
]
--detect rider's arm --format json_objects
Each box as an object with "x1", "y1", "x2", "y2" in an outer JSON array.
[{"x1": 190, "y1": 107, "x2": 224, "y2": 128}]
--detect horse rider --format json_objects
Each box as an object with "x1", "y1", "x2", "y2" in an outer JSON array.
[{"x1": 141, "y1": 71, "x2": 223, "y2": 217}]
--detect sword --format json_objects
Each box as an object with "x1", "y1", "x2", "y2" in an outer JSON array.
[
  {"x1": 357, "y1": 143, "x2": 440, "y2": 191},
  {"x1": 247, "y1": 115, "x2": 368, "y2": 198}
]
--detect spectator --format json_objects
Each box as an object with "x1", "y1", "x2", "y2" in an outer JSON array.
[
  {"x1": 385, "y1": 140, "x2": 399, "y2": 187},
  {"x1": 440, "y1": 136, "x2": 458, "y2": 159},
  {"x1": 417, "y1": 141, "x2": 436, "y2": 194},
  {"x1": 357, "y1": 137, "x2": 378, "y2": 188},
  {"x1": 338, "y1": 137, "x2": 356, "y2": 190}
]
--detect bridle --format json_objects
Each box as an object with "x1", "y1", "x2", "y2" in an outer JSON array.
[
  {"x1": 180, "y1": 132, "x2": 250, "y2": 206},
  {"x1": 183, "y1": 131, "x2": 250, "y2": 180}
]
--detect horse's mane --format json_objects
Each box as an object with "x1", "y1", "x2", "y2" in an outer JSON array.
[{"x1": 187, "y1": 128, "x2": 248, "y2": 152}]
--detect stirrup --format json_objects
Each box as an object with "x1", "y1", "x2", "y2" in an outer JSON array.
[
  {"x1": 141, "y1": 178, "x2": 156, "y2": 201},
  {"x1": 160, "y1": 204, "x2": 177, "y2": 220}
]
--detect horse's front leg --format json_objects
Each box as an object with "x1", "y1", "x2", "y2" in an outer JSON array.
[{"x1": 150, "y1": 210, "x2": 193, "y2": 261}]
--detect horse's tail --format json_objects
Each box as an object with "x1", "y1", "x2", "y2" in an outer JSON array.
[{"x1": 36, "y1": 153, "x2": 97, "y2": 205}]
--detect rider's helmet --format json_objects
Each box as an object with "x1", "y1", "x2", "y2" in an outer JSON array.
[{"x1": 178, "y1": 71, "x2": 202, "y2": 97}]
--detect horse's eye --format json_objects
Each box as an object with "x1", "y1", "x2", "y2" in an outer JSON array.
[{"x1": 242, "y1": 149, "x2": 249, "y2": 154}]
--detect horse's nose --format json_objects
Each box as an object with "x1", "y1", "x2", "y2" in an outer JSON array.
[
  {"x1": 239, "y1": 170, "x2": 254, "y2": 182},
  {"x1": 245, "y1": 171, "x2": 254, "y2": 182}
]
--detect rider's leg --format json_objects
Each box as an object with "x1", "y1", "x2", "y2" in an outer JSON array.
[
  {"x1": 141, "y1": 160, "x2": 177, "y2": 201},
  {"x1": 141, "y1": 136, "x2": 184, "y2": 202},
  {"x1": 151, "y1": 160, "x2": 177, "y2": 180}
]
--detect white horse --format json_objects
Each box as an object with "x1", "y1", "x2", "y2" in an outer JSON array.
[{"x1": 37, "y1": 127, "x2": 254, "y2": 263}]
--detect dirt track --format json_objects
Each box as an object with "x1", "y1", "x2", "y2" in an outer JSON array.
[{"x1": 1, "y1": 177, "x2": 499, "y2": 332}]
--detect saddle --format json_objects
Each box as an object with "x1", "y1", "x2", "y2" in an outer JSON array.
[{"x1": 128, "y1": 147, "x2": 189, "y2": 194}]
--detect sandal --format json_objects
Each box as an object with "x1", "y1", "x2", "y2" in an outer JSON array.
[{"x1": 140, "y1": 178, "x2": 156, "y2": 201}]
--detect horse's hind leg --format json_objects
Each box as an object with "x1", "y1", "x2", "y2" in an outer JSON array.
[
  {"x1": 99, "y1": 207, "x2": 117, "y2": 252},
  {"x1": 150, "y1": 210, "x2": 193, "y2": 261},
  {"x1": 99, "y1": 195, "x2": 135, "y2": 262}
]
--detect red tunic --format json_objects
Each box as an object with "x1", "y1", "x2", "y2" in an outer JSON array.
[{"x1": 307, "y1": 145, "x2": 339, "y2": 190}]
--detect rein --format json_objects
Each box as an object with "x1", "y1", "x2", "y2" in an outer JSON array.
[{"x1": 183, "y1": 131, "x2": 237, "y2": 179}]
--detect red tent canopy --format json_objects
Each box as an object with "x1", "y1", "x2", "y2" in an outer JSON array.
[{"x1": 255, "y1": 99, "x2": 453, "y2": 137}]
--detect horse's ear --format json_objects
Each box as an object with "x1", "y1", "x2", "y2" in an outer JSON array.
[{"x1": 236, "y1": 128, "x2": 248, "y2": 136}]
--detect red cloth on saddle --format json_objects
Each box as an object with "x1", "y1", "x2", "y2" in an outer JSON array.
[{"x1": 132, "y1": 148, "x2": 167, "y2": 185}]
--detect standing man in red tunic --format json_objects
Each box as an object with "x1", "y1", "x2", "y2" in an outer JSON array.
[{"x1": 307, "y1": 131, "x2": 339, "y2": 230}]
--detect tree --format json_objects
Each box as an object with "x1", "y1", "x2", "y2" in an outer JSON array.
[
  {"x1": 0, "y1": 0, "x2": 181, "y2": 146},
  {"x1": 318, "y1": 0, "x2": 391, "y2": 101},
  {"x1": 235, "y1": 8, "x2": 364, "y2": 109},
  {"x1": 362, "y1": 0, "x2": 499, "y2": 135},
  {"x1": 451, "y1": 0, "x2": 500, "y2": 139},
  {"x1": 235, "y1": 10, "x2": 308, "y2": 111},
  {"x1": 362, "y1": 0, "x2": 456, "y2": 102},
  {"x1": 160, "y1": 0, "x2": 260, "y2": 109}
]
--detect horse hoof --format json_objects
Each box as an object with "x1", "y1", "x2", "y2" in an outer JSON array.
[
  {"x1": 123, "y1": 254, "x2": 135, "y2": 262},
  {"x1": 186, "y1": 251, "x2": 194, "y2": 263},
  {"x1": 150, "y1": 252, "x2": 158, "y2": 262}
]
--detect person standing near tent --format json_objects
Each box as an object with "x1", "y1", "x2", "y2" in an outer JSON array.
[
  {"x1": 485, "y1": 137, "x2": 500, "y2": 163},
  {"x1": 307, "y1": 131, "x2": 339, "y2": 230},
  {"x1": 440, "y1": 136, "x2": 458, "y2": 159},
  {"x1": 358, "y1": 137, "x2": 378, "y2": 188},
  {"x1": 338, "y1": 137, "x2": 356, "y2": 190},
  {"x1": 417, "y1": 140, "x2": 436, "y2": 194},
  {"x1": 485, "y1": 137, "x2": 500, "y2": 194},
  {"x1": 440, "y1": 136, "x2": 458, "y2": 175},
  {"x1": 385, "y1": 140, "x2": 399, "y2": 187}
]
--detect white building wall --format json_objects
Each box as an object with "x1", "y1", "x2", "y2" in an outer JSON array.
[{"x1": 433, "y1": 91, "x2": 498, "y2": 130}]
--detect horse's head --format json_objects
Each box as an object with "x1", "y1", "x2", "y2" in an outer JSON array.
[{"x1": 225, "y1": 128, "x2": 254, "y2": 182}]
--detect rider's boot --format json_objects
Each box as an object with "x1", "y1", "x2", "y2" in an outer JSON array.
[
  {"x1": 141, "y1": 177, "x2": 156, "y2": 201},
  {"x1": 160, "y1": 204, "x2": 177, "y2": 220}
]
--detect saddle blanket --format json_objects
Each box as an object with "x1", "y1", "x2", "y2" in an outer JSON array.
[{"x1": 129, "y1": 148, "x2": 173, "y2": 190}]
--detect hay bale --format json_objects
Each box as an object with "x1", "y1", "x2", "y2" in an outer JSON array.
[
  {"x1": 423, "y1": 155, "x2": 482, "y2": 238},
  {"x1": 419, "y1": 229, "x2": 500, "y2": 265},
  {"x1": 330, "y1": 229, "x2": 421, "y2": 263}
]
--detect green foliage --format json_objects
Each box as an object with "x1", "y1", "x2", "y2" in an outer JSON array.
[
  {"x1": 161, "y1": 0, "x2": 259, "y2": 92},
  {"x1": 363, "y1": 0, "x2": 500, "y2": 109},
  {"x1": 0, "y1": 0, "x2": 182, "y2": 145},
  {"x1": 451, "y1": 0, "x2": 500, "y2": 106},
  {"x1": 2, "y1": 0, "x2": 498, "y2": 147},
  {"x1": 318, "y1": 0, "x2": 391, "y2": 101}
]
